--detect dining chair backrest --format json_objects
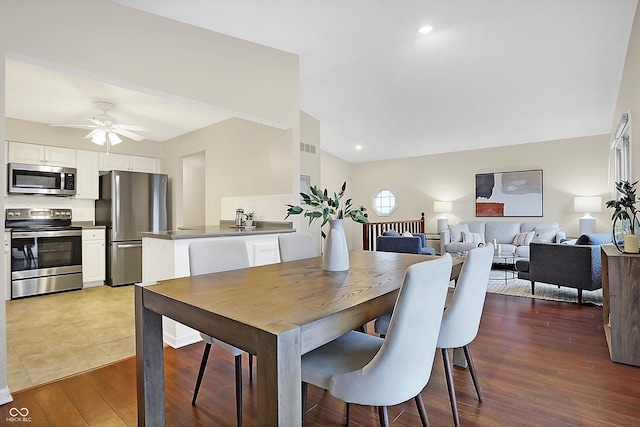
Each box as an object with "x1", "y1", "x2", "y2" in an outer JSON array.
[
  {"x1": 189, "y1": 240, "x2": 250, "y2": 275},
  {"x1": 437, "y1": 244, "x2": 494, "y2": 349},
  {"x1": 278, "y1": 233, "x2": 317, "y2": 262},
  {"x1": 329, "y1": 254, "x2": 453, "y2": 405}
]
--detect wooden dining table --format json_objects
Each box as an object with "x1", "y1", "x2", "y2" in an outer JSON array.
[{"x1": 135, "y1": 250, "x2": 463, "y2": 426}]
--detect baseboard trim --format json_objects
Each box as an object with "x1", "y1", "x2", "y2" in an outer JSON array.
[
  {"x1": 0, "y1": 386, "x2": 13, "y2": 406},
  {"x1": 163, "y1": 330, "x2": 202, "y2": 349}
]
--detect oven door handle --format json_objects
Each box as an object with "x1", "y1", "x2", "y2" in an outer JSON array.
[
  {"x1": 116, "y1": 243, "x2": 143, "y2": 249},
  {"x1": 12, "y1": 230, "x2": 82, "y2": 238}
]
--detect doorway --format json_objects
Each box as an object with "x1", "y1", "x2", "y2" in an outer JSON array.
[{"x1": 182, "y1": 151, "x2": 206, "y2": 227}]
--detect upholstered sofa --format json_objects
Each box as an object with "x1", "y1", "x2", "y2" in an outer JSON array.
[
  {"x1": 516, "y1": 232, "x2": 612, "y2": 304},
  {"x1": 376, "y1": 230, "x2": 436, "y2": 255},
  {"x1": 440, "y1": 221, "x2": 566, "y2": 259}
]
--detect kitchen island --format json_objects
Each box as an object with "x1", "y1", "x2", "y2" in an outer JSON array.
[{"x1": 141, "y1": 221, "x2": 295, "y2": 348}]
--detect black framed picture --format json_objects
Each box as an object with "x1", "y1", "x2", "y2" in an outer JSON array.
[{"x1": 475, "y1": 169, "x2": 543, "y2": 217}]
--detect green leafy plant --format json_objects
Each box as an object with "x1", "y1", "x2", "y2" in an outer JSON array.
[
  {"x1": 606, "y1": 180, "x2": 639, "y2": 234},
  {"x1": 285, "y1": 181, "x2": 368, "y2": 227}
]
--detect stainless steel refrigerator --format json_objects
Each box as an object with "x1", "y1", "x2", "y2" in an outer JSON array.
[{"x1": 95, "y1": 170, "x2": 168, "y2": 286}]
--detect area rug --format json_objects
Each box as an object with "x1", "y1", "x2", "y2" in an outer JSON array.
[{"x1": 486, "y1": 269, "x2": 603, "y2": 306}]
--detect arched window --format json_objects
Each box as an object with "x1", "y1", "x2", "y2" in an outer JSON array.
[{"x1": 372, "y1": 188, "x2": 397, "y2": 216}]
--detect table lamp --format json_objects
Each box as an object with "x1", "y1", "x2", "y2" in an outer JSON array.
[
  {"x1": 574, "y1": 196, "x2": 601, "y2": 235},
  {"x1": 433, "y1": 201, "x2": 453, "y2": 232}
]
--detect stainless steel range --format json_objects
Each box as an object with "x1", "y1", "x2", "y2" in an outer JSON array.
[{"x1": 6, "y1": 208, "x2": 83, "y2": 299}]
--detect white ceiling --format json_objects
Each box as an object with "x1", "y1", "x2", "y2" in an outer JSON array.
[{"x1": 6, "y1": 1, "x2": 638, "y2": 164}]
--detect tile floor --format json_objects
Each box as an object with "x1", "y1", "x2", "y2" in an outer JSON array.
[{"x1": 5, "y1": 285, "x2": 135, "y2": 392}]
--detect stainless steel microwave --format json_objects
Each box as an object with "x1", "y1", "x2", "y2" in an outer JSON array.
[{"x1": 8, "y1": 163, "x2": 77, "y2": 196}]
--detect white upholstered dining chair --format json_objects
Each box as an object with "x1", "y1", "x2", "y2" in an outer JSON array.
[
  {"x1": 437, "y1": 243, "x2": 494, "y2": 427},
  {"x1": 278, "y1": 232, "x2": 317, "y2": 262},
  {"x1": 188, "y1": 239, "x2": 251, "y2": 427},
  {"x1": 300, "y1": 254, "x2": 453, "y2": 427}
]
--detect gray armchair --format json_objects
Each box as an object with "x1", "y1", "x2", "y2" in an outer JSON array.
[{"x1": 528, "y1": 232, "x2": 611, "y2": 304}]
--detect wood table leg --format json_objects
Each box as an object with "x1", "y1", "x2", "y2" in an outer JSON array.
[
  {"x1": 257, "y1": 325, "x2": 301, "y2": 425},
  {"x1": 135, "y1": 286, "x2": 166, "y2": 426}
]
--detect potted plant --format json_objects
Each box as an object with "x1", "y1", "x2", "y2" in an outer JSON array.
[
  {"x1": 285, "y1": 181, "x2": 367, "y2": 271},
  {"x1": 606, "y1": 180, "x2": 639, "y2": 252}
]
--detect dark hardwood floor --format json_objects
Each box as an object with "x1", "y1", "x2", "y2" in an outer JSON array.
[{"x1": 2, "y1": 293, "x2": 640, "y2": 426}]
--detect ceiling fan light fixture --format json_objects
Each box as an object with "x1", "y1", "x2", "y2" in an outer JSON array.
[
  {"x1": 91, "y1": 130, "x2": 106, "y2": 145},
  {"x1": 108, "y1": 131, "x2": 122, "y2": 145}
]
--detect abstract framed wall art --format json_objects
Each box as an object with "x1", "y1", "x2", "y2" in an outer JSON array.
[{"x1": 475, "y1": 169, "x2": 543, "y2": 217}]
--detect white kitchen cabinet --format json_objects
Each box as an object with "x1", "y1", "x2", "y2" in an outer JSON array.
[
  {"x1": 82, "y1": 228, "x2": 106, "y2": 287},
  {"x1": 8, "y1": 141, "x2": 76, "y2": 167},
  {"x1": 99, "y1": 152, "x2": 159, "y2": 173},
  {"x1": 75, "y1": 150, "x2": 100, "y2": 199}
]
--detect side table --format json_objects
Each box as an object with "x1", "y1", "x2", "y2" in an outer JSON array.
[
  {"x1": 491, "y1": 252, "x2": 517, "y2": 284},
  {"x1": 425, "y1": 232, "x2": 441, "y2": 255}
]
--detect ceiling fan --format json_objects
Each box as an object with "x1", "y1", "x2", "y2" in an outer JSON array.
[{"x1": 52, "y1": 101, "x2": 148, "y2": 151}]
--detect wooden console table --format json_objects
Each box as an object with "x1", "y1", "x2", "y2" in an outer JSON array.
[{"x1": 600, "y1": 245, "x2": 640, "y2": 367}]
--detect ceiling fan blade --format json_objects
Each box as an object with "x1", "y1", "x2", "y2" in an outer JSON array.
[
  {"x1": 114, "y1": 128, "x2": 146, "y2": 141},
  {"x1": 114, "y1": 124, "x2": 148, "y2": 132},
  {"x1": 51, "y1": 124, "x2": 98, "y2": 129},
  {"x1": 83, "y1": 117, "x2": 106, "y2": 126}
]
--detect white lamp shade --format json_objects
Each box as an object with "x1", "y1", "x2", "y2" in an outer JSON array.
[
  {"x1": 433, "y1": 201, "x2": 453, "y2": 213},
  {"x1": 574, "y1": 196, "x2": 602, "y2": 213}
]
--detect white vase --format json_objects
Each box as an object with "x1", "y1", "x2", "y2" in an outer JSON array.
[{"x1": 323, "y1": 219, "x2": 349, "y2": 271}]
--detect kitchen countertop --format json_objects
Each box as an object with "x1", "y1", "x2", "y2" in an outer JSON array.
[
  {"x1": 73, "y1": 222, "x2": 106, "y2": 229},
  {"x1": 140, "y1": 220, "x2": 295, "y2": 240}
]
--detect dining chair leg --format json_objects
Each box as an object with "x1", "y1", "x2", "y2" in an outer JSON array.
[
  {"x1": 234, "y1": 354, "x2": 243, "y2": 427},
  {"x1": 192, "y1": 342, "x2": 212, "y2": 406},
  {"x1": 249, "y1": 354, "x2": 254, "y2": 381},
  {"x1": 414, "y1": 394, "x2": 431, "y2": 427},
  {"x1": 346, "y1": 402, "x2": 351, "y2": 427},
  {"x1": 463, "y1": 345, "x2": 482, "y2": 401},
  {"x1": 441, "y1": 348, "x2": 461, "y2": 427},
  {"x1": 378, "y1": 406, "x2": 389, "y2": 427}
]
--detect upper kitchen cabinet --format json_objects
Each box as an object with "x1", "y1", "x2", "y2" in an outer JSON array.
[
  {"x1": 99, "y1": 153, "x2": 159, "y2": 173},
  {"x1": 75, "y1": 150, "x2": 100, "y2": 199},
  {"x1": 8, "y1": 141, "x2": 76, "y2": 167}
]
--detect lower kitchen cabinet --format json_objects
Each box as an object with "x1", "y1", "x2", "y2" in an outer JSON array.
[{"x1": 82, "y1": 228, "x2": 105, "y2": 287}]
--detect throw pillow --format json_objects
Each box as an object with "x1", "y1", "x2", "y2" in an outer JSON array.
[
  {"x1": 512, "y1": 231, "x2": 535, "y2": 246},
  {"x1": 449, "y1": 224, "x2": 470, "y2": 243},
  {"x1": 382, "y1": 230, "x2": 400, "y2": 237},
  {"x1": 402, "y1": 231, "x2": 413, "y2": 237},
  {"x1": 462, "y1": 231, "x2": 485, "y2": 244},
  {"x1": 532, "y1": 227, "x2": 560, "y2": 243},
  {"x1": 576, "y1": 231, "x2": 612, "y2": 245}
]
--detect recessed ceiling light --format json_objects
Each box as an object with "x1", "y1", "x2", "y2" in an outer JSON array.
[
  {"x1": 355, "y1": 145, "x2": 363, "y2": 150},
  {"x1": 418, "y1": 25, "x2": 434, "y2": 34}
]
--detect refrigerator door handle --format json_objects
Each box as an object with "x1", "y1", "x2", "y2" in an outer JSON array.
[{"x1": 116, "y1": 243, "x2": 143, "y2": 249}]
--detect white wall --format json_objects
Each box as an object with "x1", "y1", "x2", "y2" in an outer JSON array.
[
  {"x1": 163, "y1": 118, "x2": 293, "y2": 226},
  {"x1": 320, "y1": 133, "x2": 612, "y2": 250},
  {"x1": 615, "y1": 4, "x2": 640, "y2": 176}
]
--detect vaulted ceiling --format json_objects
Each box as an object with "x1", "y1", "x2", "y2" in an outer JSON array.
[{"x1": 6, "y1": 1, "x2": 638, "y2": 163}]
